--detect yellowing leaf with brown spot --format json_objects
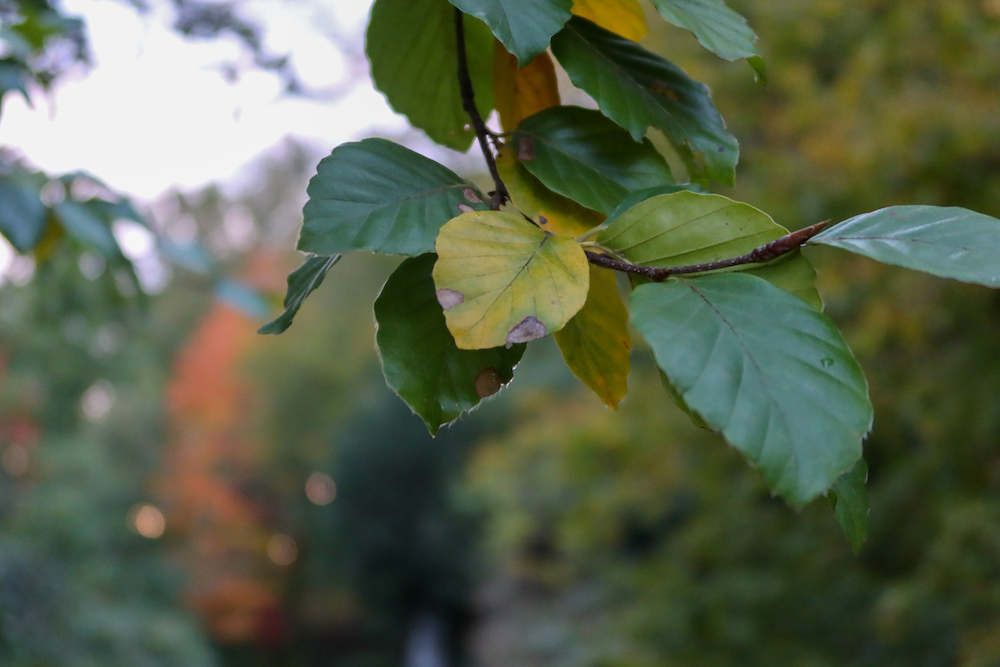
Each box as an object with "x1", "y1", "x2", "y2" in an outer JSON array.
[
  {"x1": 497, "y1": 148, "x2": 604, "y2": 238},
  {"x1": 494, "y1": 42, "x2": 561, "y2": 132},
  {"x1": 571, "y1": 0, "x2": 647, "y2": 42},
  {"x1": 433, "y1": 210, "x2": 590, "y2": 350},
  {"x1": 555, "y1": 265, "x2": 631, "y2": 408}
]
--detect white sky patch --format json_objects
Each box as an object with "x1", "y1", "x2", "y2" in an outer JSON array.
[{"x1": 0, "y1": 0, "x2": 408, "y2": 200}]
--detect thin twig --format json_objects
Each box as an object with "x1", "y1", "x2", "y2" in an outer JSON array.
[
  {"x1": 586, "y1": 220, "x2": 831, "y2": 281},
  {"x1": 454, "y1": 8, "x2": 508, "y2": 210}
]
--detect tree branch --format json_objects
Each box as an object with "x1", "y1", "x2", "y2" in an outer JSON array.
[
  {"x1": 454, "y1": 8, "x2": 508, "y2": 210},
  {"x1": 586, "y1": 220, "x2": 830, "y2": 281}
]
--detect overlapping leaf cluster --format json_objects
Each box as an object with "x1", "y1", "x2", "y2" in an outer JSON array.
[{"x1": 264, "y1": 0, "x2": 1000, "y2": 549}]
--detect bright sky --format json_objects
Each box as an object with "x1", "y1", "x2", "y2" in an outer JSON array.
[{"x1": 0, "y1": 0, "x2": 407, "y2": 200}]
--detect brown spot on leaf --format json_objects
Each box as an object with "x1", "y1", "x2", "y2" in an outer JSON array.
[
  {"x1": 474, "y1": 368, "x2": 502, "y2": 398},
  {"x1": 650, "y1": 80, "x2": 680, "y2": 101},
  {"x1": 463, "y1": 188, "x2": 483, "y2": 204},
  {"x1": 517, "y1": 137, "x2": 535, "y2": 161},
  {"x1": 435, "y1": 288, "x2": 464, "y2": 310},
  {"x1": 538, "y1": 215, "x2": 548, "y2": 225},
  {"x1": 457, "y1": 203, "x2": 474, "y2": 213},
  {"x1": 506, "y1": 316, "x2": 547, "y2": 344}
]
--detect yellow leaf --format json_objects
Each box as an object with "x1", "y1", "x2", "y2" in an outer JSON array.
[
  {"x1": 497, "y1": 148, "x2": 604, "y2": 238},
  {"x1": 433, "y1": 210, "x2": 590, "y2": 350},
  {"x1": 571, "y1": 0, "x2": 647, "y2": 42},
  {"x1": 555, "y1": 265, "x2": 631, "y2": 408},
  {"x1": 493, "y1": 42, "x2": 562, "y2": 132}
]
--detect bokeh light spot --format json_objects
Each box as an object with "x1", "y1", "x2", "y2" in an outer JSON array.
[
  {"x1": 129, "y1": 504, "x2": 166, "y2": 538},
  {"x1": 305, "y1": 472, "x2": 336, "y2": 505},
  {"x1": 267, "y1": 534, "x2": 298, "y2": 566}
]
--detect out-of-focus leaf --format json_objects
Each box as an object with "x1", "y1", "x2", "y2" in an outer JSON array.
[
  {"x1": 631, "y1": 273, "x2": 873, "y2": 505},
  {"x1": 571, "y1": 0, "x2": 647, "y2": 42},
  {"x1": 376, "y1": 254, "x2": 526, "y2": 434},
  {"x1": 829, "y1": 458, "x2": 869, "y2": 553},
  {"x1": 0, "y1": 58, "x2": 31, "y2": 108},
  {"x1": 494, "y1": 44, "x2": 561, "y2": 132},
  {"x1": 0, "y1": 172, "x2": 47, "y2": 252},
  {"x1": 299, "y1": 138, "x2": 489, "y2": 256},
  {"x1": 367, "y1": 0, "x2": 494, "y2": 150},
  {"x1": 53, "y1": 200, "x2": 119, "y2": 256},
  {"x1": 497, "y1": 148, "x2": 604, "y2": 237},
  {"x1": 554, "y1": 265, "x2": 630, "y2": 408},
  {"x1": 449, "y1": 0, "x2": 573, "y2": 66},
  {"x1": 598, "y1": 191, "x2": 821, "y2": 307},
  {"x1": 808, "y1": 206, "x2": 1000, "y2": 288},
  {"x1": 215, "y1": 279, "x2": 270, "y2": 319},
  {"x1": 648, "y1": 0, "x2": 759, "y2": 62},
  {"x1": 551, "y1": 16, "x2": 738, "y2": 185},
  {"x1": 258, "y1": 254, "x2": 341, "y2": 335},
  {"x1": 433, "y1": 210, "x2": 590, "y2": 349},
  {"x1": 513, "y1": 106, "x2": 674, "y2": 215}
]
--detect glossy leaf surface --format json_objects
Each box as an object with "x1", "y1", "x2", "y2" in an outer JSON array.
[
  {"x1": 571, "y1": 0, "x2": 647, "y2": 41},
  {"x1": 433, "y1": 210, "x2": 590, "y2": 349},
  {"x1": 649, "y1": 0, "x2": 759, "y2": 62},
  {"x1": 631, "y1": 273, "x2": 873, "y2": 504},
  {"x1": 494, "y1": 45, "x2": 561, "y2": 132},
  {"x1": 809, "y1": 206, "x2": 1000, "y2": 287},
  {"x1": 598, "y1": 191, "x2": 821, "y2": 308},
  {"x1": 367, "y1": 0, "x2": 494, "y2": 150},
  {"x1": 376, "y1": 254, "x2": 526, "y2": 434},
  {"x1": 829, "y1": 459, "x2": 869, "y2": 553},
  {"x1": 555, "y1": 265, "x2": 630, "y2": 408},
  {"x1": 258, "y1": 254, "x2": 341, "y2": 335},
  {"x1": 513, "y1": 106, "x2": 674, "y2": 215},
  {"x1": 299, "y1": 138, "x2": 489, "y2": 257},
  {"x1": 449, "y1": 0, "x2": 573, "y2": 66},
  {"x1": 551, "y1": 16, "x2": 738, "y2": 185},
  {"x1": 497, "y1": 148, "x2": 604, "y2": 237}
]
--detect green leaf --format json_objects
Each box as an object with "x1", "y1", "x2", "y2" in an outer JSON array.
[
  {"x1": 433, "y1": 210, "x2": 590, "y2": 349},
  {"x1": 0, "y1": 172, "x2": 47, "y2": 252},
  {"x1": 657, "y1": 366, "x2": 711, "y2": 430},
  {"x1": 53, "y1": 200, "x2": 120, "y2": 256},
  {"x1": 449, "y1": 0, "x2": 573, "y2": 66},
  {"x1": 258, "y1": 254, "x2": 341, "y2": 335},
  {"x1": 513, "y1": 106, "x2": 674, "y2": 216},
  {"x1": 376, "y1": 254, "x2": 526, "y2": 434},
  {"x1": 554, "y1": 266, "x2": 630, "y2": 408},
  {"x1": 808, "y1": 206, "x2": 1000, "y2": 288},
  {"x1": 630, "y1": 273, "x2": 873, "y2": 505},
  {"x1": 367, "y1": 0, "x2": 494, "y2": 151},
  {"x1": 551, "y1": 16, "x2": 739, "y2": 186},
  {"x1": 0, "y1": 58, "x2": 30, "y2": 109},
  {"x1": 598, "y1": 191, "x2": 822, "y2": 308},
  {"x1": 828, "y1": 458, "x2": 869, "y2": 553},
  {"x1": 298, "y1": 138, "x2": 489, "y2": 257},
  {"x1": 648, "y1": 0, "x2": 760, "y2": 62}
]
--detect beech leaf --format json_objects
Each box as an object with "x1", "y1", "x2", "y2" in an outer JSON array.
[
  {"x1": 299, "y1": 138, "x2": 489, "y2": 257},
  {"x1": 433, "y1": 210, "x2": 590, "y2": 349},
  {"x1": 598, "y1": 191, "x2": 822, "y2": 308},
  {"x1": 555, "y1": 265, "x2": 631, "y2": 408},
  {"x1": 376, "y1": 254, "x2": 525, "y2": 434},
  {"x1": 809, "y1": 205, "x2": 1000, "y2": 288},
  {"x1": 631, "y1": 273, "x2": 873, "y2": 505}
]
